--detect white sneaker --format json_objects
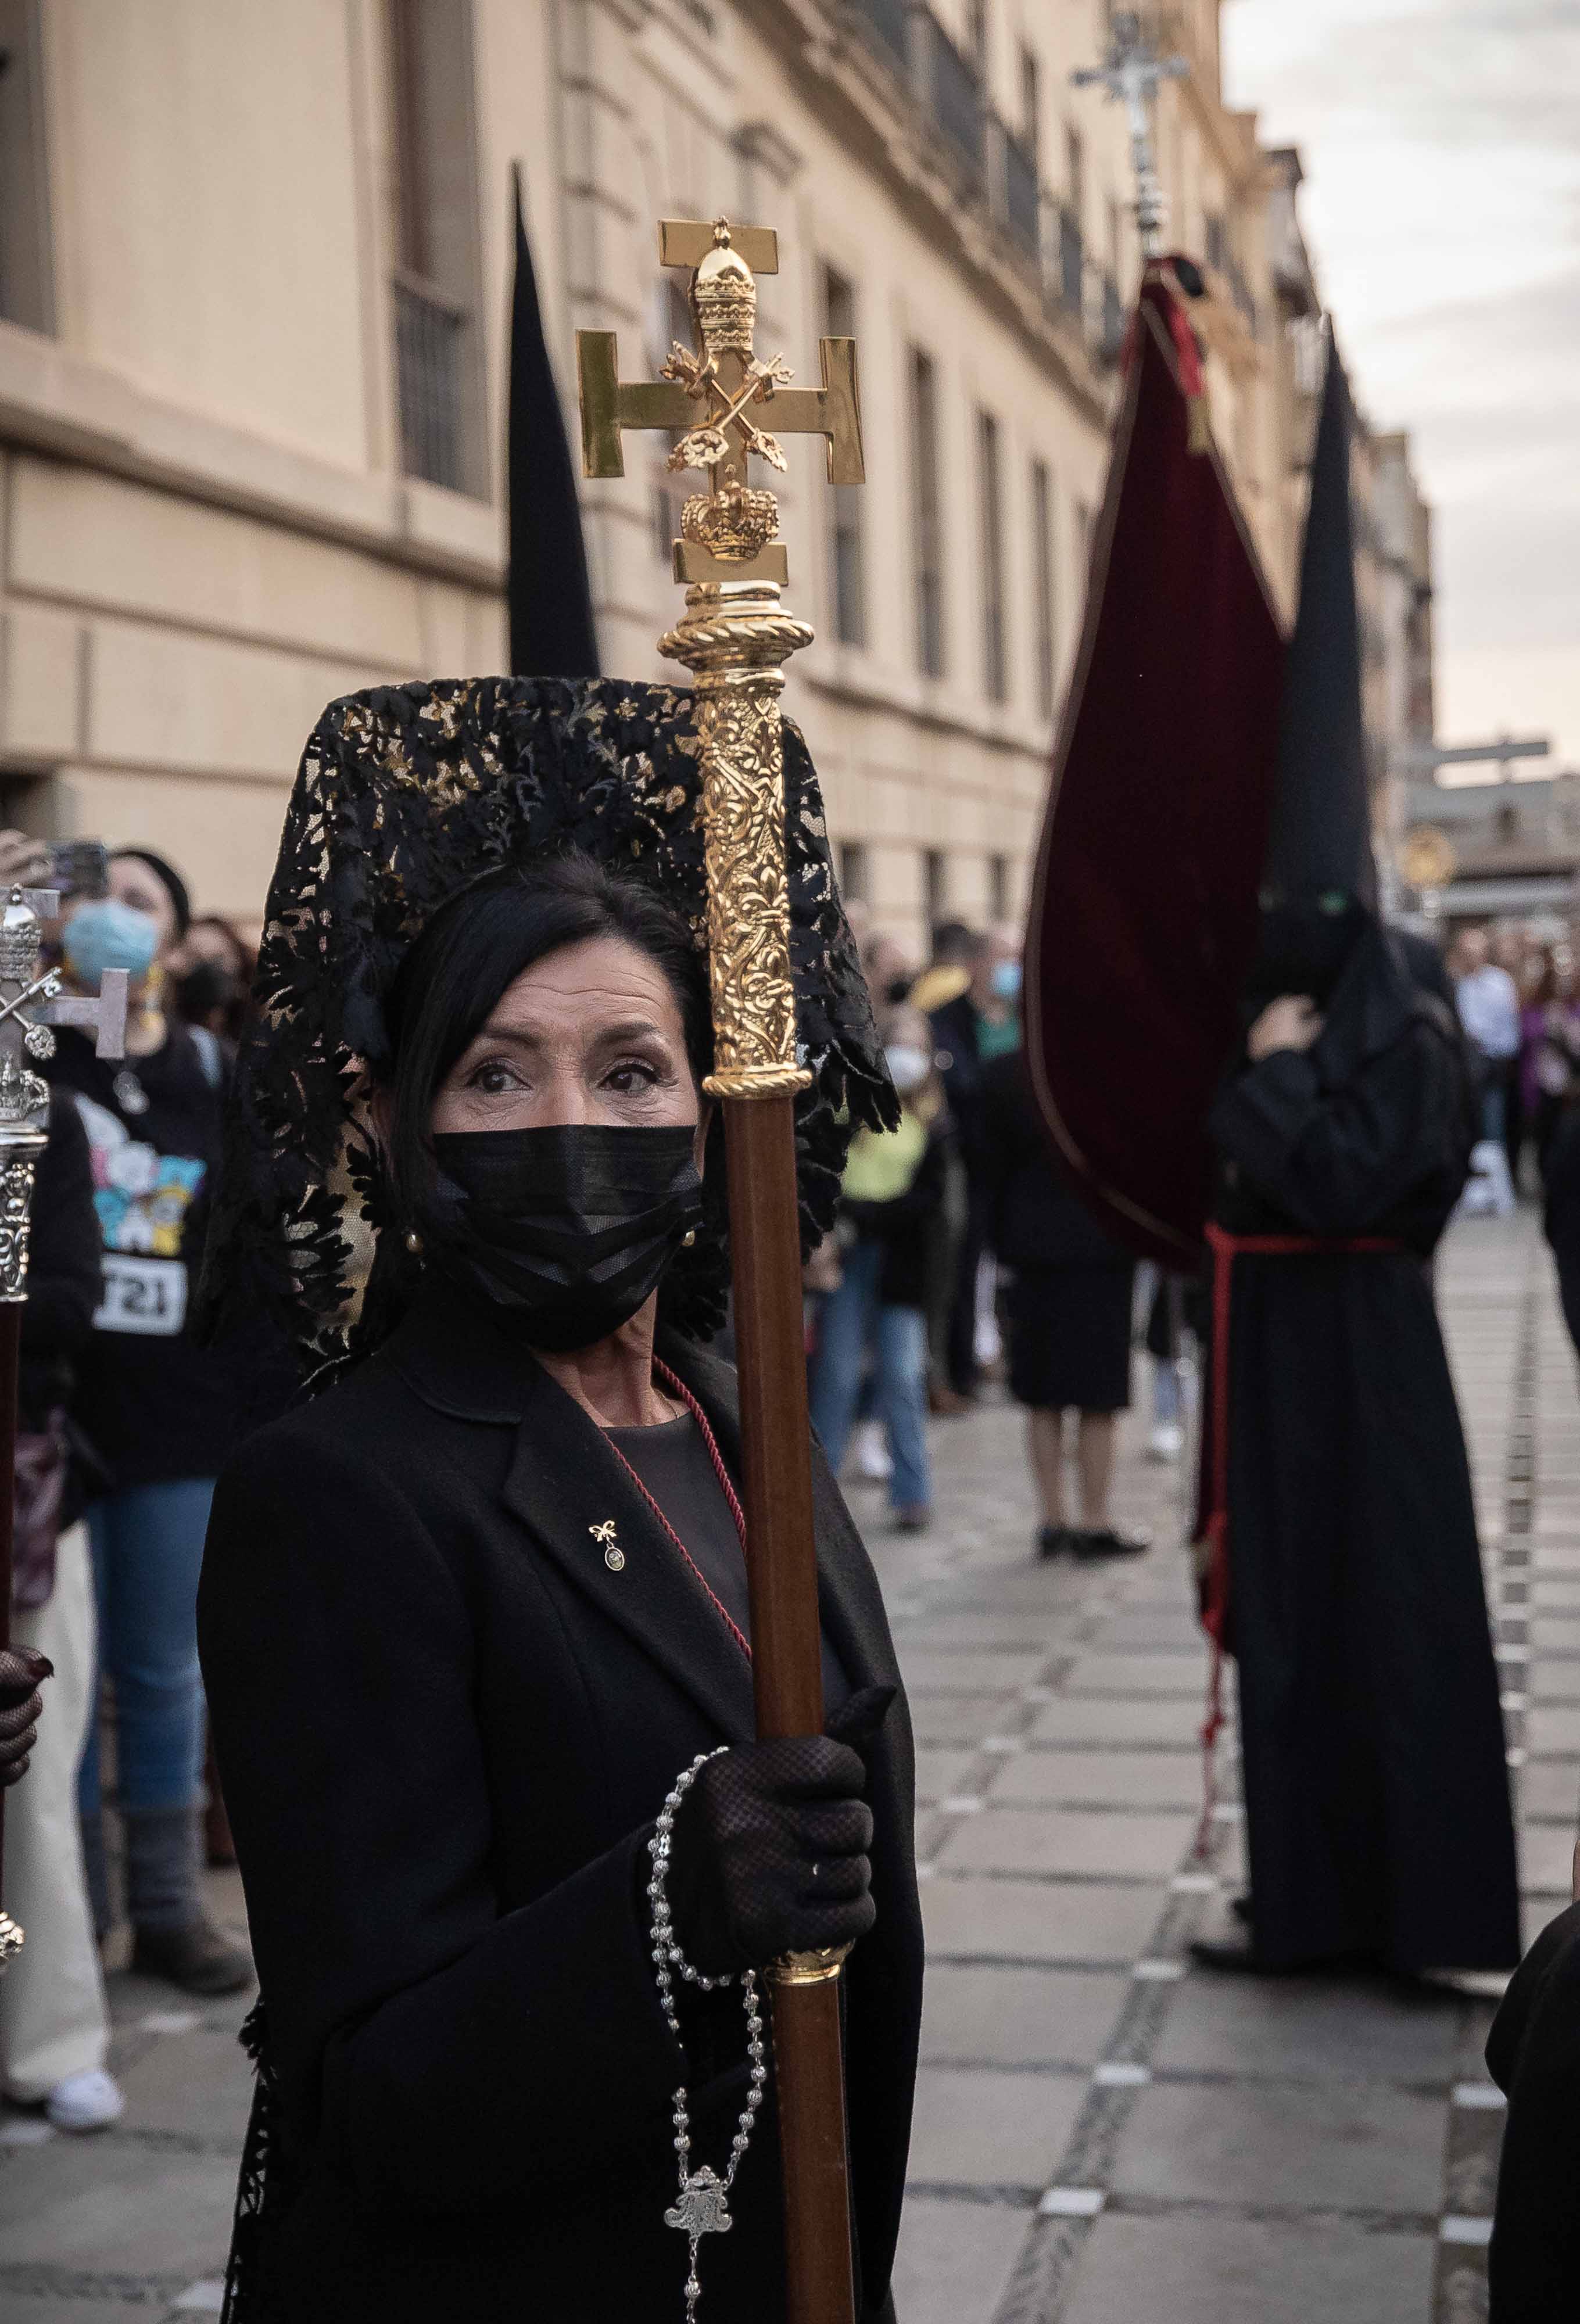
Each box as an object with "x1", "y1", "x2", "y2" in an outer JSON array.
[
  {"x1": 852, "y1": 1419, "x2": 893, "y2": 1482},
  {"x1": 44, "y1": 2068, "x2": 124, "y2": 2132},
  {"x1": 1147, "y1": 1422, "x2": 1184, "y2": 1463}
]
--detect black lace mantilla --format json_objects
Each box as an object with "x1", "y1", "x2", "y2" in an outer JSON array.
[{"x1": 197, "y1": 676, "x2": 894, "y2": 1383}]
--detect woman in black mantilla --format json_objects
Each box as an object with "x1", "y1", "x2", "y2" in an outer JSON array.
[{"x1": 196, "y1": 679, "x2": 922, "y2": 2324}]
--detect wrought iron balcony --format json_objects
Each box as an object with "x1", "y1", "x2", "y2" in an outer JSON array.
[
  {"x1": 1098, "y1": 274, "x2": 1126, "y2": 365},
  {"x1": 847, "y1": 0, "x2": 910, "y2": 72},
  {"x1": 1002, "y1": 127, "x2": 1040, "y2": 259},
  {"x1": 393, "y1": 271, "x2": 468, "y2": 493},
  {"x1": 1058, "y1": 210, "x2": 1084, "y2": 315},
  {"x1": 917, "y1": 9, "x2": 984, "y2": 184}
]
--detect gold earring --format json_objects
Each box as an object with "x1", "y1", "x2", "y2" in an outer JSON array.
[
  {"x1": 682, "y1": 1228, "x2": 696, "y2": 1249},
  {"x1": 404, "y1": 1228, "x2": 424, "y2": 1256}
]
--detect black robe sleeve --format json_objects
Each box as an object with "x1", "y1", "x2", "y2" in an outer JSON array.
[
  {"x1": 1486, "y1": 1899, "x2": 1580, "y2": 2319},
  {"x1": 1209, "y1": 1023, "x2": 1450, "y2": 1239},
  {"x1": 198, "y1": 1427, "x2": 687, "y2": 2221}
]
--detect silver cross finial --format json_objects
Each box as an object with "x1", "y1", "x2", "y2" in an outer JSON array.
[
  {"x1": 1073, "y1": 12, "x2": 1190, "y2": 261},
  {"x1": 0, "y1": 887, "x2": 128, "y2": 1304}
]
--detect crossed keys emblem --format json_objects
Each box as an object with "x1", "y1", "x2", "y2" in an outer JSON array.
[{"x1": 660, "y1": 342, "x2": 796, "y2": 476}]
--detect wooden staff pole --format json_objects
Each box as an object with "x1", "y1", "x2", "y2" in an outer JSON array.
[{"x1": 579, "y1": 216, "x2": 867, "y2": 2324}]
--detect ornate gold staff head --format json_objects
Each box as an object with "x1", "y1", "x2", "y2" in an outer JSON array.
[{"x1": 576, "y1": 216, "x2": 867, "y2": 1100}]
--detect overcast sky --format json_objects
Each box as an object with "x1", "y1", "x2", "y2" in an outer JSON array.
[{"x1": 1222, "y1": 0, "x2": 1580, "y2": 772}]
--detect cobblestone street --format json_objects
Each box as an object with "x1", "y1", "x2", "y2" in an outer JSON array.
[{"x1": 0, "y1": 1209, "x2": 1565, "y2": 2321}]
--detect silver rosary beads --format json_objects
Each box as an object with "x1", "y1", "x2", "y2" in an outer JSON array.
[{"x1": 647, "y1": 1749, "x2": 768, "y2": 2324}]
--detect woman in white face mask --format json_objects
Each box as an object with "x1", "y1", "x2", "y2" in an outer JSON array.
[{"x1": 808, "y1": 1006, "x2": 950, "y2": 1531}]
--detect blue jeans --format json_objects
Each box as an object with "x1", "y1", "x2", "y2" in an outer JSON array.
[
  {"x1": 810, "y1": 1243, "x2": 931, "y2": 1512},
  {"x1": 78, "y1": 1479, "x2": 215, "y2": 1819}
]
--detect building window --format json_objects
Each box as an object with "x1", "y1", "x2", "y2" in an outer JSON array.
[
  {"x1": 1031, "y1": 458, "x2": 1056, "y2": 722},
  {"x1": 839, "y1": 840, "x2": 870, "y2": 906},
  {"x1": 925, "y1": 848, "x2": 948, "y2": 933},
  {"x1": 989, "y1": 852, "x2": 1010, "y2": 921},
  {"x1": 1019, "y1": 43, "x2": 1041, "y2": 166},
  {"x1": 386, "y1": 0, "x2": 486, "y2": 496},
  {"x1": 824, "y1": 268, "x2": 865, "y2": 647},
  {"x1": 911, "y1": 350, "x2": 946, "y2": 679},
  {"x1": 0, "y1": 1, "x2": 53, "y2": 332},
  {"x1": 978, "y1": 410, "x2": 1007, "y2": 704}
]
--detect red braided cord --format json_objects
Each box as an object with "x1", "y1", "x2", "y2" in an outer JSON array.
[{"x1": 600, "y1": 1365, "x2": 753, "y2": 1666}]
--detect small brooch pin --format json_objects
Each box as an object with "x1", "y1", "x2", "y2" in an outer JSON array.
[{"x1": 590, "y1": 1519, "x2": 624, "y2": 1572}]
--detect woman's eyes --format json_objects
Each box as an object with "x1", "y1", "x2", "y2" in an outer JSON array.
[
  {"x1": 603, "y1": 1057, "x2": 661, "y2": 1094},
  {"x1": 468, "y1": 1059, "x2": 528, "y2": 1095}
]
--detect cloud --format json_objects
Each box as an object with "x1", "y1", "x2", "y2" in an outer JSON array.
[{"x1": 1223, "y1": 0, "x2": 1580, "y2": 759}]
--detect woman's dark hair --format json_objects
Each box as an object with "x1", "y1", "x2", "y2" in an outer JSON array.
[
  {"x1": 379, "y1": 851, "x2": 714, "y2": 1229},
  {"x1": 112, "y1": 846, "x2": 192, "y2": 939}
]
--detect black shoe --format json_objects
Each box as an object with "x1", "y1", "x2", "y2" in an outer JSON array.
[
  {"x1": 132, "y1": 1917, "x2": 255, "y2": 1997},
  {"x1": 1071, "y1": 1525, "x2": 1150, "y2": 1561},
  {"x1": 1187, "y1": 1935, "x2": 1287, "y2": 1976},
  {"x1": 1036, "y1": 1524, "x2": 1072, "y2": 1561}
]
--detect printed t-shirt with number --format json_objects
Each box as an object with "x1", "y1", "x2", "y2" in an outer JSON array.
[{"x1": 48, "y1": 1023, "x2": 237, "y2": 1490}]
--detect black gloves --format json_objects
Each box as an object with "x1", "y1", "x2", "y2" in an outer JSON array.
[
  {"x1": 667, "y1": 1685, "x2": 893, "y2": 1978},
  {"x1": 0, "y1": 1645, "x2": 51, "y2": 1787}
]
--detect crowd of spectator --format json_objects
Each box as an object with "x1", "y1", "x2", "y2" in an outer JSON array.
[
  {"x1": 804, "y1": 912, "x2": 1150, "y2": 1561},
  {"x1": 0, "y1": 832, "x2": 257, "y2": 2138}
]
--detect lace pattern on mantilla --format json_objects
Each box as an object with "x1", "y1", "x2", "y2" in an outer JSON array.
[{"x1": 196, "y1": 676, "x2": 895, "y2": 1379}]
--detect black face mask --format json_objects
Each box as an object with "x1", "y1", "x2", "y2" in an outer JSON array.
[
  {"x1": 418, "y1": 1124, "x2": 704, "y2": 1353},
  {"x1": 175, "y1": 962, "x2": 238, "y2": 1024},
  {"x1": 1242, "y1": 897, "x2": 1365, "y2": 1020}
]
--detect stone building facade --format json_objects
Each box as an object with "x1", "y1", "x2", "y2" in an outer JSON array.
[{"x1": 0, "y1": 0, "x2": 1384, "y2": 946}]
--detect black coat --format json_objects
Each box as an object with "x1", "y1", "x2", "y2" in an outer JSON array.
[
  {"x1": 979, "y1": 1052, "x2": 1134, "y2": 1275},
  {"x1": 1486, "y1": 1899, "x2": 1580, "y2": 2319},
  {"x1": 1205, "y1": 924, "x2": 1518, "y2": 1971},
  {"x1": 842, "y1": 1111, "x2": 952, "y2": 1310},
  {"x1": 198, "y1": 1280, "x2": 922, "y2": 2323}
]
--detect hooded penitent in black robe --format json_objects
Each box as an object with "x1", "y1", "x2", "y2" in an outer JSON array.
[
  {"x1": 1205, "y1": 919, "x2": 1520, "y2": 1971},
  {"x1": 1485, "y1": 1899, "x2": 1580, "y2": 2319}
]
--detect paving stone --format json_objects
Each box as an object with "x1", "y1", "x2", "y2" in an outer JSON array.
[
  {"x1": 900, "y1": 1650, "x2": 1051, "y2": 1695},
  {"x1": 893, "y1": 1612, "x2": 1073, "y2": 1651},
  {"x1": 1061, "y1": 2211, "x2": 1435, "y2": 2324},
  {"x1": 907, "y1": 2064, "x2": 1085, "y2": 2189},
  {"x1": 0, "y1": 2136, "x2": 234, "y2": 2271},
  {"x1": 989, "y1": 1746, "x2": 1203, "y2": 1809},
  {"x1": 1519, "y1": 1821, "x2": 1577, "y2": 1895},
  {"x1": 938, "y1": 1806, "x2": 1195, "y2": 1880},
  {"x1": 1151, "y1": 1969, "x2": 1463, "y2": 2082},
  {"x1": 889, "y1": 2194, "x2": 1030, "y2": 2324},
  {"x1": 1527, "y1": 1704, "x2": 1580, "y2": 1755},
  {"x1": 0, "y1": 2300, "x2": 161, "y2": 2324},
  {"x1": 1518, "y1": 1758, "x2": 1580, "y2": 1818},
  {"x1": 1109, "y1": 2075, "x2": 1452, "y2": 2214},
  {"x1": 113, "y1": 2028, "x2": 253, "y2": 2148},
  {"x1": 1533, "y1": 1577, "x2": 1580, "y2": 1607},
  {"x1": 1084, "y1": 1609, "x2": 1202, "y2": 1652},
  {"x1": 915, "y1": 1748, "x2": 983, "y2": 1804},
  {"x1": 1063, "y1": 1652, "x2": 1207, "y2": 1698},
  {"x1": 922, "y1": 1874, "x2": 1162, "y2": 1965},
  {"x1": 1029, "y1": 1695, "x2": 1206, "y2": 1748},
  {"x1": 920, "y1": 1963, "x2": 1132, "y2": 2068},
  {"x1": 912, "y1": 1695, "x2": 1026, "y2": 1745}
]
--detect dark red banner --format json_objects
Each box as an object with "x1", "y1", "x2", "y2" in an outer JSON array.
[{"x1": 1025, "y1": 270, "x2": 1287, "y2": 1261}]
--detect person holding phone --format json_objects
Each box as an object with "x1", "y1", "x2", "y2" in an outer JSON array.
[{"x1": 49, "y1": 845, "x2": 251, "y2": 1994}]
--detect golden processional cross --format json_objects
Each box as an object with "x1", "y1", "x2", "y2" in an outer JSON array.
[
  {"x1": 577, "y1": 217, "x2": 862, "y2": 1098},
  {"x1": 578, "y1": 220, "x2": 866, "y2": 2324}
]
